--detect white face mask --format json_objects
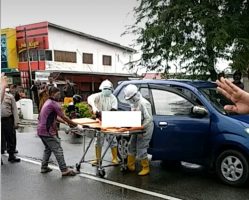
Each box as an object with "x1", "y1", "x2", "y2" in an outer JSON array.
[{"x1": 102, "y1": 88, "x2": 112, "y2": 97}]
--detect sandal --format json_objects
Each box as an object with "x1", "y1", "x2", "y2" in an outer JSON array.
[{"x1": 62, "y1": 169, "x2": 77, "y2": 176}]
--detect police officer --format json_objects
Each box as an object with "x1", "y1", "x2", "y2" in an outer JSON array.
[{"x1": 1, "y1": 91, "x2": 20, "y2": 163}]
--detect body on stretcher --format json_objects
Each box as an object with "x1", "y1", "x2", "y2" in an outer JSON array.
[{"x1": 70, "y1": 118, "x2": 144, "y2": 178}]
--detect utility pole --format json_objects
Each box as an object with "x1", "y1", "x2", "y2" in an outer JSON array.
[{"x1": 24, "y1": 27, "x2": 32, "y2": 99}]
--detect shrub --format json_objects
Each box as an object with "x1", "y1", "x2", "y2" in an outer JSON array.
[{"x1": 62, "y1": 102, "x2": 93, "y2": 118}]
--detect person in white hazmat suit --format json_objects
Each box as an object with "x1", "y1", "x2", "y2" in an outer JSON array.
[
  {"x1": 123, "y1": 84, "x2": 154, "y2": 176},
  {"x1": 87, "y1": 80, "x2": 119, "y2": 165}
]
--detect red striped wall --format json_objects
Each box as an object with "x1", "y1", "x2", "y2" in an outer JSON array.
[
  {"x1": 16, "y1": 28, "x2": 49, "y2": 39},
  {"x1": 16, "y1": 22, "x2": 48, "y2": 32},
  {"x1": 18, "y1": 61, "x2": 46, "y2": 71},
  {"x1": 16, "y1": 22, "x2": 49, "y2": 72}
]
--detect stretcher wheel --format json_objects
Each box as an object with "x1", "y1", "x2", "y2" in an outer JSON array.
[
  {"x1": 76, "y1": 163, "x2": 81, "y2": 171},
  {"x1": 65, "y1": 129, "x2": 70, "y2": 134},
  {"x1": 97, "y1": 169, "x2": 105, "y2": 178},
  {"x1": 120, "y1": 166, "x2": 127, "y2": 172}
]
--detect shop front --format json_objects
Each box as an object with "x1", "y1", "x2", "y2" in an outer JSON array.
[
  {"x1": 35, "y1": 71, "x2": 134, "y2": 101},
  {"x1": 16, "y1": 22, "x2": 49, "y2": 89}
]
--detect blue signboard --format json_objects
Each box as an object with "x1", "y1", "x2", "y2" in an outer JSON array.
[{"x1": 1, "y1": 34, "x2": 8, "y2": 68}]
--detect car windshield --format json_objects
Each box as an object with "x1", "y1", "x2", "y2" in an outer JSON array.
[{"x1": 199, "y1": 87, "x2": 236, "y2": 115}]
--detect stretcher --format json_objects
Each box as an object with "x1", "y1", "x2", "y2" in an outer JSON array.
[{"x1": 71, "y1": 118, "x2": 144, "y2": 178}]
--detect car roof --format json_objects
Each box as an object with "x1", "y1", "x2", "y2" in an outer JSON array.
[{"x1": 119, "y1": 79, "x2": 217, "y2": 89}]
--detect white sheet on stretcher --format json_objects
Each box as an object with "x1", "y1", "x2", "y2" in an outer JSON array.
[{"x1": 101, "y1": 111, "x2": 141, "y2": 127}]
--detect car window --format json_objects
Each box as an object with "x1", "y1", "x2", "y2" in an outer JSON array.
[
  {"x1": 151, "y1": 89, "x2": 193, "y2": 116},
  {"x1": 117, "y1": 86, "x2": 127, "y2": 104},
  {"x1": 174, "y1": 87, "x2": 203, "y2": 106},
  {"x1": 200, "y1": 88, "x2": 235, "y2": 115},
  {"x1": 140, "y1": 87, "x2": 150, "y2": 102}
]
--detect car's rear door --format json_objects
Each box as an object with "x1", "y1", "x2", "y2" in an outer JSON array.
[{"x1": 149, "y1": 85, "x2": 211, "y2": 162}]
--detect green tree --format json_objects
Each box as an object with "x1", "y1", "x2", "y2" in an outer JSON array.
[
  {"x1": 224, "y1": 0, "x2": 249, "y2": 75},
  {"x1": 130, "y1": 0, "x2": 248, "y2": 80}
]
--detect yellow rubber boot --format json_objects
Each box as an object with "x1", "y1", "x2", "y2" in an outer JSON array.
[
  {"x1": 127, "y1": 155, "x2": 136, "y2": 172},
  {"x1": 91, "y1": 146, "x2": 102, "y2": 166},
  {"x1": 138, "y1": 158, "x2": 150, "y2": 176},
  {"x1": 111, "y1": 147, "x2": 119, "y2": 165}
]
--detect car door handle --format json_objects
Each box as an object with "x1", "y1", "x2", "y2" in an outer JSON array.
[{"x1": 159, "y1": 122, "x2": 168, "y2": 126}]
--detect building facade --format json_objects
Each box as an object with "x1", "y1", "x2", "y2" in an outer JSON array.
[
  {"x1": 5, "y1": 21, "x2": 136, "y2": 97},
  {"x1": 1, "y1": 28, "x2": 18, "y2": 70},
  {"x1": 1, "y1": 28, "x2": 20, "y2": 85}
]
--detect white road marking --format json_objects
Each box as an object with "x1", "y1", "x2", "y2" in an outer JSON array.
[
  {"x1": 20, "y1": 157, "x2": 182, "y2": 200},
  {"x1": 79, "y1": 173, "x2": 182, "y2": 200}
]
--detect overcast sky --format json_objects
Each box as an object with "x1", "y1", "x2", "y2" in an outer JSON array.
[
  {"x1": 1, "y1": 0, "x2": 230, "y2": 73},
  {"x1": 1, "y1": 0, "x2": 138, "y2": 48}
]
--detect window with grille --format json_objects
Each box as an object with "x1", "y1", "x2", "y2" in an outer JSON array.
[
  {"x1": 19, "y1": 50, "x2": 52, "y2": 61},
  {"x1": 54, "y1": 50, "x2": 76, "y2": 63},
  {"x1": 102, "y1": 55, "x2": 112, "y2": 66},
  {"x1": 83, "y1": 53, "x2": 93, "y2": 64},
  {"x1": 19, "y1": 51, "x2": 28, "y2": 62},
  {"x1": 45, "y1": 50, "x2": 53, "y2": 61},
  {"x1": 38, "y1": 50, "x2": 45, "y2": 61},
  {"x1": 29, "y1": 49, "x2": 38, "y2": 61}
]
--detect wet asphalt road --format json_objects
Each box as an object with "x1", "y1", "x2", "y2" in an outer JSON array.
[
  {"x1": 1, "y1": 125, "x2": 249, "y2": 200},
  {"x1": 1, "y1": 161, "x2": 162, "y2": 200}
]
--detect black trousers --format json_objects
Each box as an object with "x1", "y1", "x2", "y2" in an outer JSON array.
[{"x1": 1, "y1": 116, "x2": 16, "y2": 155}]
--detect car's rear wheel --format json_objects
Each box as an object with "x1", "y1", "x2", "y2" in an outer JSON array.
[
  {"x1": 117, "y1": 136, "x2": 130, "y2": 162},
  {"x1": 216, "y1": 150, "x2": 249, "y2": 186}
]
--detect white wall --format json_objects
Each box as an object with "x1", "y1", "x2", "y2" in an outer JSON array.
[{"x1": 46, "y1": 27, "x2": 134, "y2": 74}]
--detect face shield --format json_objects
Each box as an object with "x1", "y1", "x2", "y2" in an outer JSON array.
[{"x1": 126, "y1": 92, "x2": 141, "y2": 105}]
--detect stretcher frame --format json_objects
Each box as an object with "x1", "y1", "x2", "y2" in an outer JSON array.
[{"x1": 72, "y1": 126, "x2": 144, "y2": 178}]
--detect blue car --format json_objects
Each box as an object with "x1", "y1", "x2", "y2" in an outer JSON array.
[{"x1": 113, "y1": 79, "x2": 249, "y2": 186}]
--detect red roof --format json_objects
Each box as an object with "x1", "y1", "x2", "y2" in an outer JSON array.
[{"x1": 142, "y1": 73, "x2": 162, "y2": 79}]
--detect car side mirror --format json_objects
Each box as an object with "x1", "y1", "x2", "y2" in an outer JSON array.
[{"x1": 191, "y1": 106, "x2": 208, "y2": 117}]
